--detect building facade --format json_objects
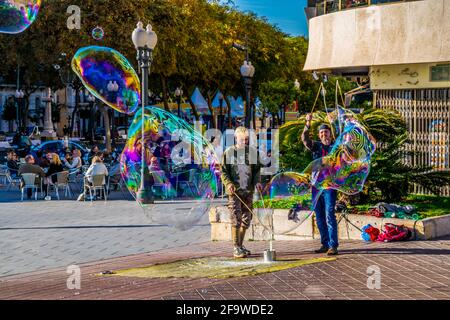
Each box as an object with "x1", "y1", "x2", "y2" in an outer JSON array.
[{"x1": 304, "y1": 0, "x2": 450, "y2": 195}]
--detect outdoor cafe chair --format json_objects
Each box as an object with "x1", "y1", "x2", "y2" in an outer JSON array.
[
  {"x1": 175, "y1": 169, "x2": 199, "y2": 197},
  {"x1": 4, "y1": 167, "x2": 21, "y2": 191},
  {"x1": 150, "y1": 170, "x2": 172, "y2": 199},
  {"x1": 0, "y1": 164, "x2": 9, "y2": 186},
  {"x1": 20, "y1": 173, "x2": 39, "y2": 201},
  {"x1": 106, "y1": 174, "x2": 126, "y2": 198},
  {"x1": 84, "y1": 174, "x2": 107, "y2": 202},
  {"x1": 47, "y1": 171, "x2": 72, "y2": 200}
]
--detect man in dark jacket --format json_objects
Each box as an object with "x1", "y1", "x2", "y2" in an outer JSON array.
[
  {"x1": 301, "y1": 113, "x2": 339, "y2": 255},
  {"x1": 221, "y1": 127, "x2": 262, "y2": 258},
  {"x1": 18, "y1": 155, "x2": 46, "y2": 199}
]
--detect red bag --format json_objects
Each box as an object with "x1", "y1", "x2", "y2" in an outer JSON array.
[{"x1": 377, "y1": 223, "x2": 411, "y2": 242}]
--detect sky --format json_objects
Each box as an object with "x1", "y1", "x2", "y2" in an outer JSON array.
[{"x1": 232, "y1": 0, "x2": 308, "y2": 37}]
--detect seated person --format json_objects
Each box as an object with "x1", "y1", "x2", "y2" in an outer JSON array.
[
  {"x1": 18, "y1": 155, "x2": 46, "y2": 199},
  {"x1": 35, "y1": 150, "x2": 50, "y2": 169},
  {"x1": 6, "y1": 150, "x2": 19, "y2": 173},
  {"x1": 77, "y1": 156, "x2": 108, "y2": 201},
  {"x1": 107, "y1": 161, "x2": 122, "y2": 191},
  {"x1": 46, "y1": 153, "x2": 65, "y2": 184},
  {"x1": 63, "y1": 149, "x2": 83, "y2": 171}
]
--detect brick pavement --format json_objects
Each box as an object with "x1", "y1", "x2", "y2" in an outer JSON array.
[
  {"x1": 0, "y1": 196, "x2": 225, "y2": 276},
  {"x1": 1, "y1": 237, "x2": 449, "y2": 300}
]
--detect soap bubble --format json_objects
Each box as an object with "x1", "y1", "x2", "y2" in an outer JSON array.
[
  {"x1": 72, "y1": 46, "x2": 140, "y2": 114},
  {"x1": 92, "y1": 26, "x2": 104, "y2": 41},
  {"x1": 0, "y1": 0, "x2": 41, "y2": 34},
  {"x1": 268, "y1": 172, "x2": 310, "y2": 199},
  {"x1": 120, "y1": 106, "x2": 219, "y2": 230},
  {"x1": 260, "y1": 107, "x2": 376, "y2": 235}
]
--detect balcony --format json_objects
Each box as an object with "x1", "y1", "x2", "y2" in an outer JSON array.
[
  {"x1": 304, "y1": 0, "x2": 450, "y2": 72},
  {"x1": 311, "y1": 0, "x2": 420, "y2": 18}
]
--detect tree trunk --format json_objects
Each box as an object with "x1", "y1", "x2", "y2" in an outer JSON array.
[
  {"x1": 100, "y1": 105, "x2": 112, "y2": 152},
  {"x1": 161, "y1": 75, "x2": 171, "y2": 112},
  {"x1": 88, "y1": 103, "x2": 95, "y2": 142},
  {"x1": 187, "y1": 96, "x2": 200, "y2": 121},
  {"x1": 70, "y1": 87, "x2": 80, "y2": 137},
  {"x1": 252, "y1": 97, "x2": 256, "y2": 130},
  {"x1": 224, "y1": 94, "x2": 232, "y2": 129},
  {"x1": 206, "y1": 92, "x2": 217, "y2": 129}
]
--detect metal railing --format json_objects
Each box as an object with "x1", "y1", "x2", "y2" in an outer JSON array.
[
  {"x1": 376, "y1": 88, "x2": 450, "y2": 196},
  {"x1": 315, "y1": 0, "x2": 415, "y2": 17}
]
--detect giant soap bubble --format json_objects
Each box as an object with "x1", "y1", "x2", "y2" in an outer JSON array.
[
  {"x1": 120, "y1": 106, "x2": 219, "y2": 230},
  {"x1": 72, "y1": 46, "x2": 140, "y2": 114},
  {"x1": 258, "y1": 107, "x2": 376, "y2": 236},
  {"x1": 0, "y1": 0, "x2": 41, "y2": 34}
]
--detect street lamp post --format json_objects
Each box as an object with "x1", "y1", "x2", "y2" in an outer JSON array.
[
  {"x1": 107, "y1": 81, "x2": 119, "y2": 147},
  {"x1": 132, "y1": 21, "x2": 158, "y2": 205},
  {"x1": 14, "y1": 89, "x2": 24, "y2": 131},
  {"x1": 294, "y1": 78, "x2": 300, "y2": 115},
  {"x1": 240, "y1": 60, "x2": 255, "y2": 128},
  {"x1": 175, "y1": 87, "x2": 183, "y2": 118},
  {"x1": 218, "y1": 92, "x2": 224, "y2": 132},
  {"x1": 86, "y1": 92, "x2": 96, "y2": 142}
]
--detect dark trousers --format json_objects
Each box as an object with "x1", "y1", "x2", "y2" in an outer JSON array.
[
  {"x1": 313, "y1": 187, "x2": 339, "y2": 249},
  {"x1": 228, "y1": 192, "x2": 253, "y2": 229}
]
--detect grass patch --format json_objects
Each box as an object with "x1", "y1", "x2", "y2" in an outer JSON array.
[
  {"x1": 353, "y1": 195, "x2": 450, "y2": 219},
  {"x1": 254, "y1": 194, "x2": 450, "y2": 219},
  {"x1": 253, "y1": 194, "x2": 311, "y2": 210}
]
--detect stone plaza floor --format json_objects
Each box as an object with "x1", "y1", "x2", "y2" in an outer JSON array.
[{"x1": 0, "y1": 189, "x2": 449, "y2": 300}]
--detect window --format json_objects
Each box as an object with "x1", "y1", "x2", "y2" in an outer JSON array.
[{"x1": 430, "y1": 64, "x2": 450, "y2": 81}]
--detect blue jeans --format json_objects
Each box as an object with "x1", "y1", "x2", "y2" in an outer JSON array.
[{"x1": 313, "y1": 188, "x2": 338, "y2": 249}]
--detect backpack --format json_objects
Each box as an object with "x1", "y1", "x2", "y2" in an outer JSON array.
[
  {"x1": 361, "y1": 224, "x2": 380, "y2": 242},
  {"x1": 377, "y1": 223, "x2": 411, "y2": 242}
]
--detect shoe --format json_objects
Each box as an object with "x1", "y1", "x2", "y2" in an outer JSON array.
[
  {"x1": 233, "y1": 246, "x2": 247, "y2": 258},
  {"x1": 327, "y1": 247, "x2": 338, "y2": 256},
  {"x1": 241, "y1": 245, "x2": 251, "y2": 256},
  {"x1": 314, "y1": 245, "x2": 329, "y2": 254},
  {"x1": 77, "y1": 193, "x2": 84, "y2": 201}
]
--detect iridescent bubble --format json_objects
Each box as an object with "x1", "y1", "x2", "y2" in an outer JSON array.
[
  {"x1": 120, "y1": 106, "x2": 218, "y2": 230},
  {"x1": 262, "y1": 107, "x2": 376, "y2": 235},
  {"x1": 71, "y1": 46, "x2": 140, "y2": 114},
  {"x1": 92, "y1": 26, "x2": 104, "y2": 41},
  {"x1": 268, "y1": 172, "x2": 310, "y2": 199},
  {"x1": 0, "y1": 0, "x2": 41, "y2": 34}
]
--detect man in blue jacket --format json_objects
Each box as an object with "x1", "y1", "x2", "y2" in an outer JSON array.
[{"x1": 301, "y1": 113, "x2": 338, "y2": 255}]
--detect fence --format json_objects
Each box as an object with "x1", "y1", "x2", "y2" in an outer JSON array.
[
  {"x1": 376, "y1": 89, "x2": 450, "y2": 196},
  {"x1": 314, "y1": 0, "x2": 420, "y2": 17}
]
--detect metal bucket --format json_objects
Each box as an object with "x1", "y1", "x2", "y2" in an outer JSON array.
[{"x1": 263, "y1": 249, "x2": 276, "y2": 262}]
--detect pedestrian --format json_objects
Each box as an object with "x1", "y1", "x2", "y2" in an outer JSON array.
[
  {"x1": 301, "y1": 113, "x2": 339, "y2": 255},
  {"x1": 221, "y1": 127, "x2": 262, "y2": 258}
]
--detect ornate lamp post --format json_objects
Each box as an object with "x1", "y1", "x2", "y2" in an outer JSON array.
[
  {"x1": 107, "y1": 81, "x2": 119, "y2": 146},
  {"x1": 240, "y1": 60, "x2": 255, "y2": 128},
  {"x1": 86, "y1": 92, "x2": 96, "y2": 141},
  {"x1": 175, "y1": 87, "x2": 183, "y2": 118},
  {"x1": 14, "y1": 89, "x2": 24, "y2": 131},
  {"x1": 132, "y1": 21, "x2": 158, "y2": 205},
  {"x1": 218, "y1": 92, "x2": 224, "y2": 132},
  {"x1": 294, "y1": 78, "x2": 300, "y2": 115}
]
